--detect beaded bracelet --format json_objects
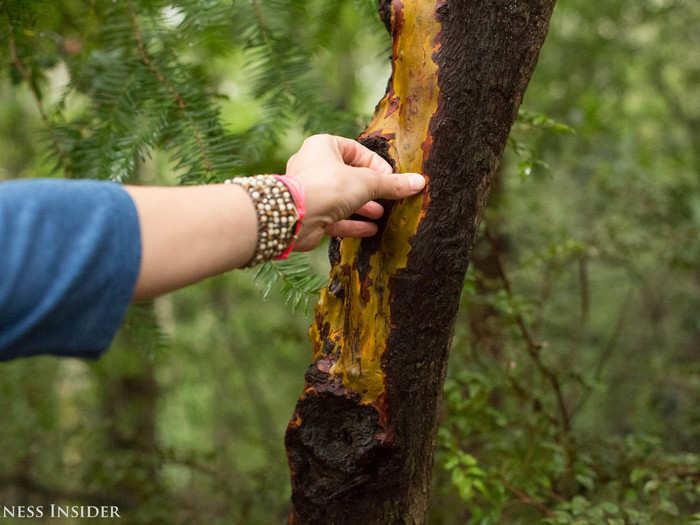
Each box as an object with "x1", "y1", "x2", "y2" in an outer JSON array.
[{"x1": 225, "y1": 175, "x2": 305, "y2": 268}]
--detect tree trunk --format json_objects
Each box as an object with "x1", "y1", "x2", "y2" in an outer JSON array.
[{"x1": 285, "y1": 1, "x2": 556, "y2": 523}]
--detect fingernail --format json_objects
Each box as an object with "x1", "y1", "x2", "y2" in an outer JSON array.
[{"x1": 409, "y1": 174, "x2": 426, "y2": 191}]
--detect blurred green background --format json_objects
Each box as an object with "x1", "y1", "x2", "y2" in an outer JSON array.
[{"x1": 0, "y1": 1, "x2": 698, "y2": 523}]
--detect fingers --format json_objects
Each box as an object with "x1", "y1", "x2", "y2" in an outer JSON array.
[
  {"x1": 355, "y1": 168, "x2": 426, "y2": 201},
  {"x1": 325, "y1": 220, "x2": 379, "y2": 238},
  {"x1": 332, "y1": 136, "x2": 393, "y2": 175},
  {"x1": 355, "y1": 201, "x2": 384, "y2": 220}
]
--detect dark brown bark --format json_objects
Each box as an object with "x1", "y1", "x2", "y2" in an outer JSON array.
[{"x1": 285, "y1": 1, "x2": 557, "y2": 523}]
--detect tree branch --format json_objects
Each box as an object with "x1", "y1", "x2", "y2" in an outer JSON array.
[
  {"x1": 485, "y1": 228, "x2": 572, "y2": 434},
  {"x1": 5, "y1": 11, "x2": 70, "y2": 173},
  {"x1": 0, "y1": 473, "x2": 133, "y2": 509},
  {"x1": 127, "y1": 1, "x2": 213, "y2": 174},
  {"x1": 571, "y1": 286, "x2": 633, "y2": 417},
  {"x1": 498, "y1": 477, "x2": 553, "y2": 517},
  {"x1": 251, "y1": 0, "x2": 270, "y2": 40}
]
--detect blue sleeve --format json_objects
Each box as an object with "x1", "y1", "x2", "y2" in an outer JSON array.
[{"x1": 0, "y1": 178, "x2": 142, "y2": 361}]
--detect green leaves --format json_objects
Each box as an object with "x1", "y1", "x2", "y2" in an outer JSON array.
[
  {"x1": 444, "y1": 451, "x2": 487, "y2": 501},
  {"x1": 253, "y1": 254, "x2": 327, "y2": 314},
  {"x1": 516, "y1": 108, "x2": 576, "y2": 135},
  {"x1": 507, "y1": 107, "x2": 574, "y2": 181}
]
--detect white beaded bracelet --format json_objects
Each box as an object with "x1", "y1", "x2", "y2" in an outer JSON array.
[{"x1": 225, "y1": 175, "x2": 300, "y2": 268}]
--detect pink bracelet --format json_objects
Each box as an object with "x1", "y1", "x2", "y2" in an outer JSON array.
[{"x1": 272, "y1": 174, "x2": 306, "y2": 260}]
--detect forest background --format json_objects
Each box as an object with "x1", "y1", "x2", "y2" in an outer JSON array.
[{"x1": 0, "y1": 0, "x2": 698, "y2": 523}]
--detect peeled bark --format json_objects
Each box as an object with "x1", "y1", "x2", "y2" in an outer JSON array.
[{"x1": 285, "y1": 1, "x2": 557, "y2": 523}]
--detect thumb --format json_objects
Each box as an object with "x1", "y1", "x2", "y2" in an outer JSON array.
[{"x1": 372, "y1": 171, "x2": 426, "y2": 200}]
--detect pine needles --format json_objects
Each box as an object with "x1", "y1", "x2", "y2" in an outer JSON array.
[
  {"x1": 1, "y1": 0, "x2": 372, "y2": 310},
  {"x1": 253, "y1": 254, "x2": 328, "y2": 314}
]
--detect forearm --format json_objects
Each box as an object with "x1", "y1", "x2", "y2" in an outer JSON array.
[
  {"x1": 0, "y1": 136, "x2": 421, "y2": 361},
  {"x1": 125, "y1": 184, "x2": 257, "y2": 301}
]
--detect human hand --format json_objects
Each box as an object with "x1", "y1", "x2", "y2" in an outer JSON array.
[{"x1": 285, "y1": 134, "x2": 426, "y2": 252}]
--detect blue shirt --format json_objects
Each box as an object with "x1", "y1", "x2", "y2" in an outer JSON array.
[{"x1": 0, "y1": 179, "x2": 142, "y2": 361}]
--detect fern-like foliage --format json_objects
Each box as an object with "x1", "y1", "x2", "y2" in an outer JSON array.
[
  {"x1": 1, "y1": 0, "x2": 382, "y2": 309},
  {"x1": 253, "y1": 254, "x2": 329, "y2": 314}
]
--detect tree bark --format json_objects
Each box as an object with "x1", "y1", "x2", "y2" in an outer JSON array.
[{"x1": 285, "y1": 1, "x2": 556, "y2": 523}]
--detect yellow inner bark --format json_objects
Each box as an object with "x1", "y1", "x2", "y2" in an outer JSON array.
[{"x1": 309, "y1": 1, "x2": 442, "y2": 405}]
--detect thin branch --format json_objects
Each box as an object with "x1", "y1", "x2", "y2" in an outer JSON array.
[
  {"x1": 113, "y1": 439, "x2": 245, "y2": 498},
  {"x1": 578, "y1": 254, "x2": 589, "y2": 326},
  {"x1": 127, "y1": 1, "x2": 213, "y2": 174},
  {"x1": 485, "y1": 228, "x2": 572, "y2": 434},
  {"x1": 506, "y1": 372, "x2": 559, "y2": 427},
  {"x1": 562, "y1": 252, "x2": 591, "y2": 372},
  {"x1": 152, "y1": 447, "x2": 235, "y2": 489},
  {"x1": 593, "y1": 287, "x2": 632, "y2": 381},
  {"x1": 5, "y1": 12, "x2": 70, "y2": 173},
  {"x1": 485, "y1": 230, "x2": 542, "y2": 352},
  {"x1": 571, "y1": 286, "x2": 633, "y2": 417},
  {"x1": 227, "y1": 342, "x2": 280, "y2": 456},
  {"x1": 648, "y1": 57, "x2": 700, "y2": 161},
  {"x1": 533, "y1": 261, "x2": 554, "y2": 337},
  {"x1": 251, "y1": 0, "x2": 270, "y2": 40},
  {"x1": 498, "y1": 477, "x2": 553, "y2": 517},
  {"x1": 0, "y1": 473, "x2": 133, "y2": 509}
]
